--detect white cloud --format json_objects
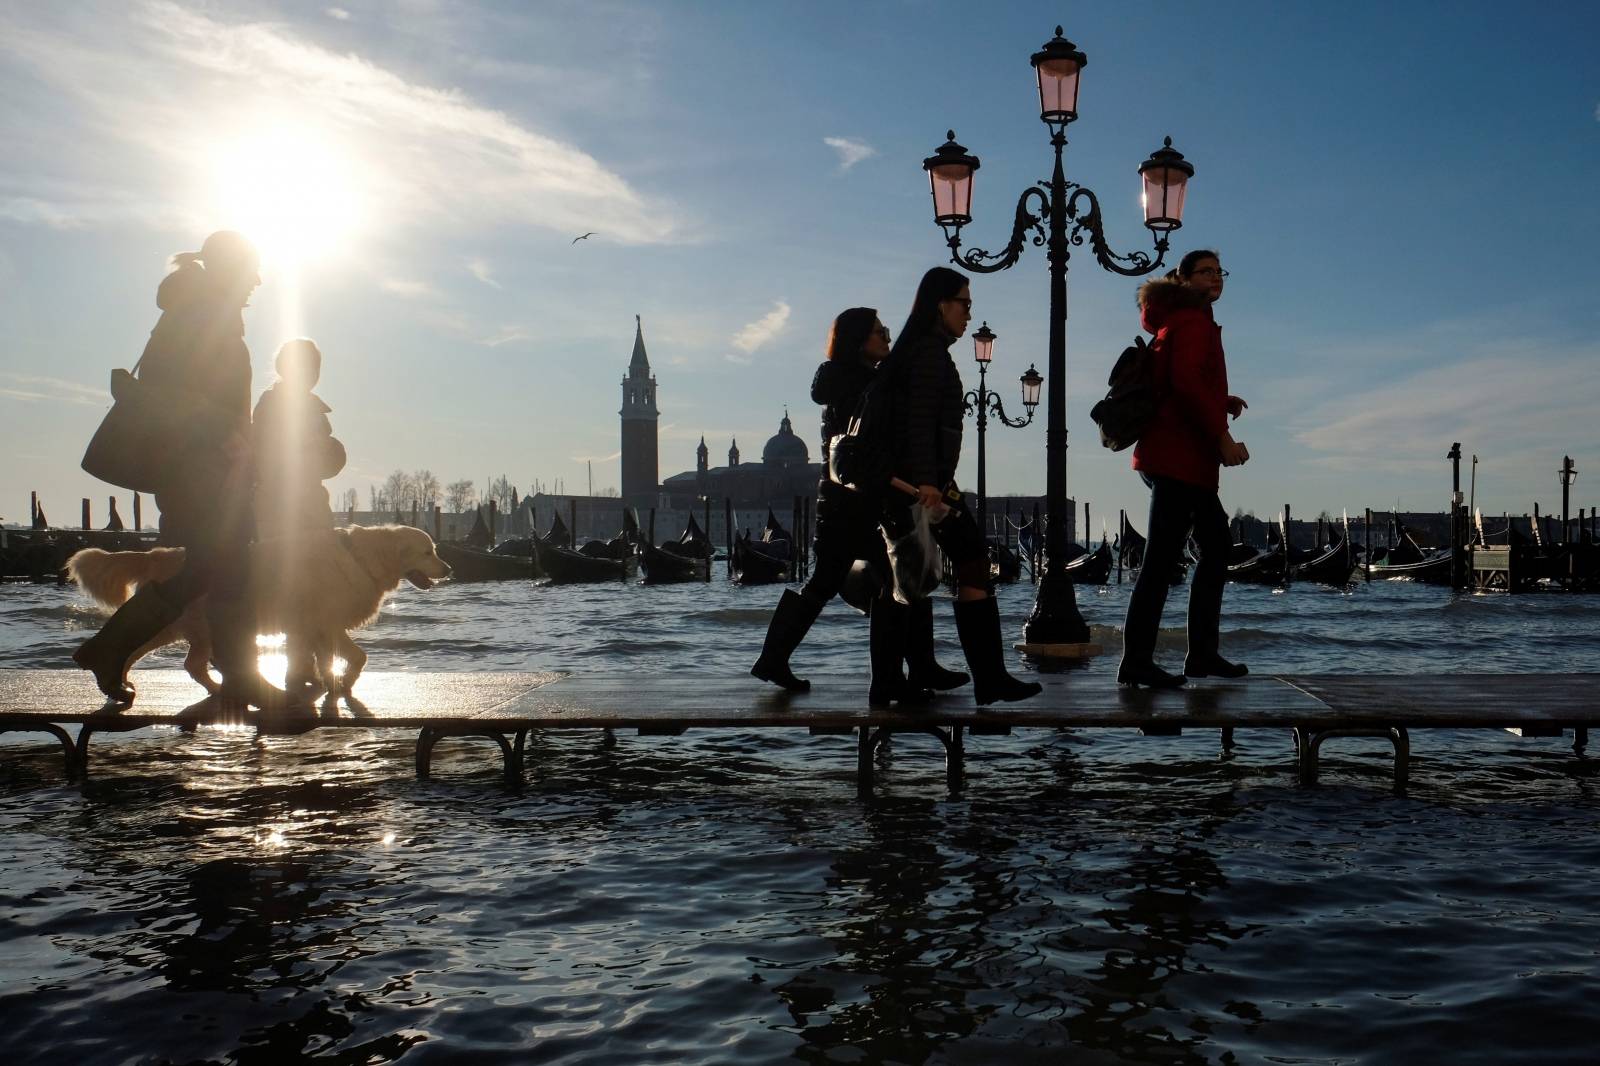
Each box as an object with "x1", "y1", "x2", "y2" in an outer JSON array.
[
  {"x1": 0, "y1": 373, "x2": 105, "y2": 407},
  {"x1": 730, "y1": 301, "x2": 791, "y2": 359},
  {"x1": 480, "y1": 327, "x2": 530, "y2": 347},
  {"x1": 325, "y1": 7, "x2": 351, "y2": 20},
  {"x1": 381, "y1": 277, "x2": 437, "y2": 298},
  {"x1": 465, "y1": 257, "x2": 501, "y2": 289},
  {"x1": 823, "y1": 136, "x2": 876, "y2": 171},
  {"x1": 0, "y1": 2, "x2": 684, "y2": 242}
]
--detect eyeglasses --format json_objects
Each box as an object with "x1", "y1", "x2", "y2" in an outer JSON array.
[
  {"x1": 1191, "y1": 267, "x2": 1229, "y2": 279},
  {"x1": 946, "y1": 297, "x2": 973, "y2": 310},
  {"x1": 876, "y1": 325, "x2": 892, "y2": 341}
]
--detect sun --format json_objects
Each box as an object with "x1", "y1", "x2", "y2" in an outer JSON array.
[{"x1": 210, "y1": 121, "x2": 367, "y2": 272}]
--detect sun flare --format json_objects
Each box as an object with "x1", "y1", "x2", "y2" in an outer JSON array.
[{"x1": 210, "y1": 122, "x2": 367, "y2": 272}]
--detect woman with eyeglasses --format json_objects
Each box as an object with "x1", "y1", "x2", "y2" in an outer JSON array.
[
  {"x1": 879, "y1": 267, "x2": 1041, "y2": 705},
  {"x1": 1118, "y1": 248, "x2": 1250, "y2": 688},
  {"x1": 752, "y1": 306, "x2": 968, "y2": 705}
]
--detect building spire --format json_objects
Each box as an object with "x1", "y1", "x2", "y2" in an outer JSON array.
[{"x1": 629, "y1": 314, "x2": 650, "y2": 374}]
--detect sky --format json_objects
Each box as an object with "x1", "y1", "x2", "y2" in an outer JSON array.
[{"x1": 2, "y1": 0, "x2": 1598, "y2": 536}]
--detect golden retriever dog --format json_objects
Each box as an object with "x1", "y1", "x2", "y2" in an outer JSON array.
[{"x1": 68, "y1": 524, "x2": 452, "y2": 701}]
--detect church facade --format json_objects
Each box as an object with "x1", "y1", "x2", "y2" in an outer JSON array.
[{"x1": 619, "y1": 318, "x2": 822, "y2": 510}]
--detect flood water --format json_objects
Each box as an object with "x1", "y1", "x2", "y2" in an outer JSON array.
[{"x1": 3, "y1": 574, "x2": 1599, "y2": 1064}]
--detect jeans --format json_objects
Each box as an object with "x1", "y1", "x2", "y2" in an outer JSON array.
[{"x1": 1121, "y1": 474, "x2": 1230, "y2": 668}]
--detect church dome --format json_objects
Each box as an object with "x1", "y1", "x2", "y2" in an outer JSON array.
[{"x1": 762, "y1": 411, "x2": 809, "y2": 466}]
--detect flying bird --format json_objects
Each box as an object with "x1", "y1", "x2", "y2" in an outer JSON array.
[{"x1": 571, "y1": 232, "x2": 595, "y2": 244}]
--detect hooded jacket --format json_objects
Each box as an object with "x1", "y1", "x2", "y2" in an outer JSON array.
[{"x1": 1131, "y1": 276, "x2": 1229, "y2": 490}]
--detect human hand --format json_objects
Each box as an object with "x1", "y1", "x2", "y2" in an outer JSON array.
[
  {"x1": 916, "y1": 483, "x2": 943, "y2": 510},
  {"x1": 1220, "y1": 439, "x2": 1250, "y2": 467},
  {"x1": 1226, "y1": 394, "x2": 1248, "y2": 419}
]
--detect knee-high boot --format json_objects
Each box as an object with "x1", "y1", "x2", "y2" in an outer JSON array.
[
  {"x1": 751, "y1": 589, "x2": 824, "y2": 692},
  {"x1": 904, "y1": 597, "x2": 969, "y2": 691},
  {"x1": 953, "y1": 596, "x2": 1042, "y2": 706},
  {"x1": 72, "y1": 582, "x2": 186, "y2": 702},
  {"x1": 869, "y1": 595, "x2": 930, "y2": 708}
]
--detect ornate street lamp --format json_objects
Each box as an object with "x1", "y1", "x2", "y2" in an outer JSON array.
[
  {"x1": 961, "y1": 321, "x2": 1041, "y2": 544},
  {"x1": 1559, "y1": 455, "x2": 1578, "y2": 544},
  {"x1": 923, "y1": 26, "x2": 1194, "y2": 654}
]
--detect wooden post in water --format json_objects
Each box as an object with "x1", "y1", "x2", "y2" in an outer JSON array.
[
  {"x1": 433, "y1": 505, "x2": 442, "y2": 543},
  {"x1": 1031, "y1": 502, "x2": 1040, "y2": 584},
  {"x1": 1364, "y1": 508, "x2": 1372, "y2": 580},
  {"x1": 704, "y1": 496, "x2": 713, "y2": 582},
  {"x1": 411, "y1": 500, "x2": 419, "y2": 529},
  {"x1": 1117, "y1": 509, "x2": 1126, "y2": 584},
  {"x1": 724, "y1": 498, "x2": 734, "y2": 577},
  {"x1": 569, "y1": 498, "x2": 578, "y2": 549},
  {"x1": 133, "y1": 493, "x2": 142, "y2": 532},
  {"x1": 490, "y1": 499, "x2": 500, "y2": 546},
  {"x1": 81, "y1": 498, "x2": 90, "y2": 530},
  {"x1": 648, "y1": 507, "x2": 656, "y2": 546},
  {"x1": 1084, "y1": 501, "x2": 1091, "y2": 551},
  {"x1": 1283, "y1": 504, "x2": 1292, "y2": 585}
]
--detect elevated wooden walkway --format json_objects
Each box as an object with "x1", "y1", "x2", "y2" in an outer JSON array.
[{"x1": 1, "y1": 669, "x2": 1595, "y2": 793}]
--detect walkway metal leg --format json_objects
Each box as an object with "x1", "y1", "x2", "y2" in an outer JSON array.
[
  {"x1": 74, "y1": 727, "x2": 96, "y2": 779},
  {"x1": 0, "y1": 725, "x2": 81, "y2": 780},
  {"x1": 947, "y1": 725, "x2": 965, "y2": 794},
  {"x1": 1575, "y1": 727, "x2": 1588, "y2": 758},
  {"x1": 416, "y1": 728, "x2": 521, "y2": 782},
  {"x1": 1220, "y1": 727, "x2": 1235, "y2": 752},
  {"x1": 1294, "y1": 725, "x2": 1410, "y2": 789},
  {"x1": 856, "y1": 726, "x2": 873, "y2": 798}
]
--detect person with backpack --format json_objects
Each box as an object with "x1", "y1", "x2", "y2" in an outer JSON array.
[
  {"x1": 1118, "y1": 249, "x2": 1250, "y2": 688},
  {"x1": 751, "y1": 307, "x2": 969, "y2": 706},
  {"x1": 881, "y1": 268, "x2": 1041, "y2": 706}
]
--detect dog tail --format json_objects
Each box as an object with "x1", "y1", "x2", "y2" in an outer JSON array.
[{"x1": 66, "y1": 547, "x2": 188, "y2": 610}]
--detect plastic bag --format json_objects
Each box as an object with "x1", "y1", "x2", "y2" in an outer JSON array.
[{"x1": 882, "y1": 503, "x2": 943, "y2": 605}]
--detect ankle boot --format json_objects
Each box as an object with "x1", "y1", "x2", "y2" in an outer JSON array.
[
  {"x1": 905, "y1": 597, "x2": 969, "y2": 691},
  {"x1": 869, "y1": 596, "x2": 931, "y2": 708},
  {"x1": 1117, "y1": 661, "x2": 1187, "y2": 688},
  {"x1": 72, "y1": 582, "x2": 185, "y2": 702},
  {"x1": 1183, "y1": 653, "x2": 1247, "y2": 679},
  {"x1": 751, "y1": 589, "x2": 824, "y2": 692},
  {"x1": 953, "y1": 596, "x2": 1042, "y2": 706}
]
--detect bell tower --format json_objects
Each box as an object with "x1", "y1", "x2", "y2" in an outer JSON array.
[{"x1": 619, "y1": 315, "x2": 659, "y2": 506}]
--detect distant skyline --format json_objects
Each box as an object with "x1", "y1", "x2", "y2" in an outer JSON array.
[{"x1": 3, "y1": 1, "x2": 1598, "y2": 535}]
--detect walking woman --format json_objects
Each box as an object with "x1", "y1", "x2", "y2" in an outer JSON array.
[
  {"x1": 74, "y1": 231, "x2": 285, "y2": 709},
  {"x1": 882, "y1": 267, "x2": 1040, "y2": 706},
  {"x1": 751, "y1": 307, "x2": 968, "y2": 705},
  {"x1": 1118, "y1": 249, "x2": 1250, "y2": 688}
]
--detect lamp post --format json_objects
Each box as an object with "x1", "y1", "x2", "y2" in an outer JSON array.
[
  {"x1": 923, "y1": 26, "x2": 1194, "y2": 651},
  {"x1": 1559, "y1": 455, "x2": 1578, "y2": 544},
  {"x1": 963, "y1": 321, "x2": 1043, "y2": 545}
]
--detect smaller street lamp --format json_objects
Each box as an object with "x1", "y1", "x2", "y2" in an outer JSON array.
[
  {"x1": 962, "y1": 321, "x2": 1040, "y2": 549},
  {"x1": 1559, "y1": 455, "x2": 1578, "y2": 544}
]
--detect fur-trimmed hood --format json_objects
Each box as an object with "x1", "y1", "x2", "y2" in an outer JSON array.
[{"x1": 1137, "y1": 275, "x2": 1213, "y2": 335}]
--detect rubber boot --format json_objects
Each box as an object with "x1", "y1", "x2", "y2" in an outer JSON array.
[
  {"x1": 953, "y1": 596, "x2": 1042, "y2": 706},
  {"x1": 905, "y1": 597, "x2": 969, "y2": 692},
  {"x1": 751, "y1": 589, "x2": 824, "y2": 692},
  {"x1": 869, "y1": 596, "x2": 932, "y2": 708},
  {"x1": 72, "y1": 582, "x2": 185, "y2": 703},
  {"x1": 207, "y1": 595, "x2": 312, "y2": 729}
]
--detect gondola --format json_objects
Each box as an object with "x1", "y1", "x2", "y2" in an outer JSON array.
[
  {"x1": 1225, "y1": 543, "x2": 1288, "y2": 585},
  {"x1": 640, "y1": 513, "x2": 710, "y2": 584},
  {"x1": 1367, "y1": 521, "x2": 1451, "y2": 584},
  {"x1": 1294, "y1": 535, "x2": 1357, "y2": 586},
  {"x1": 1121, "y1": 521, "x2": 1187, "y2": 585},
  {"x1": 437, "y1": 539, "x2": 538, "y2": 582},
  {"x1": 532, "y1": 536, "x2": 627, "y2": 584},
  {"x1": 578, "y1": 509, "x2": 641, "y2": 561},
  {"x1": 987, "y1": 539, "x2": 1023, "y2": 583},
  {"x1": 732, "y1": 510, "x2": 792, "y2": 585},
  {"x1": 1063, "y1": 538, "x2": 1113, "y2": 584}
]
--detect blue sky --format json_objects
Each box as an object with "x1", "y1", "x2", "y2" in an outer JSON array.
[{"x1": 3, "y1": 1, "x2": 1597, "y2": 535}]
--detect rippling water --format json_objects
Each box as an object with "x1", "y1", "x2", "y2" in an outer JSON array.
[{"x1": 4, "y1": 575, "x2": 1600, "y2": 1064}]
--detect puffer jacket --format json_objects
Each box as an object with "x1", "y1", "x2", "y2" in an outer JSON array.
[
  {"x1": 888, "y1": 332, "x2": 965, "y2": 488},
  {"x1": 810, "y1": 355, "x2": 881, "y2": 543},
  {"x1": 1131, "y1": 276, "x2": 1228, "y2": 490},
  {"x1": 136, "y1": 260, "x2": 252, "y2": 452}
]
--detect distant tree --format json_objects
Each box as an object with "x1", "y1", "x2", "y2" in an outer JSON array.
[
  {"x1": 445, "y1": 479, "x2": 475, "y2": 513},
  {"x1": 382, "y1": 469, "x2": 415, "y2": 513},
  {"x1": 595, "y1": 487, "x2": 620, "y2": 498},
  {"x1": 369, "y1": 485, "x2": 378, "y2": 511},
  {"x1": 339, "y1": 487, "x2": 359, "y2": 514},
  {"x1": 486, "y1": 474, "x2": 516, "y2": 511},
  {"x1": 413, "y1": 469, "x2": 442, "y2": 510}
]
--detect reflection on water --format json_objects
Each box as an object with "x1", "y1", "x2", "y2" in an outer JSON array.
[{"x1": 4, "y1": 580, "x2": 1600, "y2": 1063}]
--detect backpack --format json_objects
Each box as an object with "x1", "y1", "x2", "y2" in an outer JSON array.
[
  {"x1": 826, "y1": 359, "x2": 899, "y2": 494},
  {"x1": 1089, "y1": 336, "x2": 1159, "y2": 452}
]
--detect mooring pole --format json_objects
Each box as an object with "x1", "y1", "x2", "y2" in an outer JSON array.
[
  {"x1": 1283, "y1": 503, "x2": 1292, "y2": 585},
  {"x1": 725, "y1": 498, "x2": 734, "y2": 577},
  {"x1": 490, "y1": 498, "x2": 499, "y2": 546},
  {"x1": 133, "y1": 493, "x2": 142, "y2": 533},
  {"x1": 1364, "y1": 508, "x2": 1373, "y2": 581},
  {"x1": 1448, "y1": 442, "x2": 1465, "y2": 590},
  {"x1": 705, "y1": 496, "x2": 713, "y2": 582},
  {"x1": 1117, "y1": 509, "x2": 1126, "y2": 584}
]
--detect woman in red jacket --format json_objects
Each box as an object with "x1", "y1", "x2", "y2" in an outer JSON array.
[{"x1": 1119, "y1": 249, "x2": 1250, "y2": 688}]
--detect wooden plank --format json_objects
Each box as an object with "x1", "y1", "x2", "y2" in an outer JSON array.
[{"x1": 1280, "y1": 674, "x2": 1600, "y2": 727}]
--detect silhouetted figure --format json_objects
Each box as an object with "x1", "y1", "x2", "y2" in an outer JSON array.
[
  {"x1": 252, "y1": 339, "x2": 346, "y2": 541},
  {"x1": 751, "y1": 307, "x2": 967, "y2": 705},
  {"x1": 73, "y1": 231, "x2": 283, "y2": 708},
  {"x1": 885, "y1": 268, "x2": 1039, "y2": 706},
  {"x1": 1118, "y1": 250, "x2": 1250, "y2": 688}
]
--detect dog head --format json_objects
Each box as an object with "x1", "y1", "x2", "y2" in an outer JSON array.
[{"x1": 346, "y1": 525, "x2": 453, "y2": 590}]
